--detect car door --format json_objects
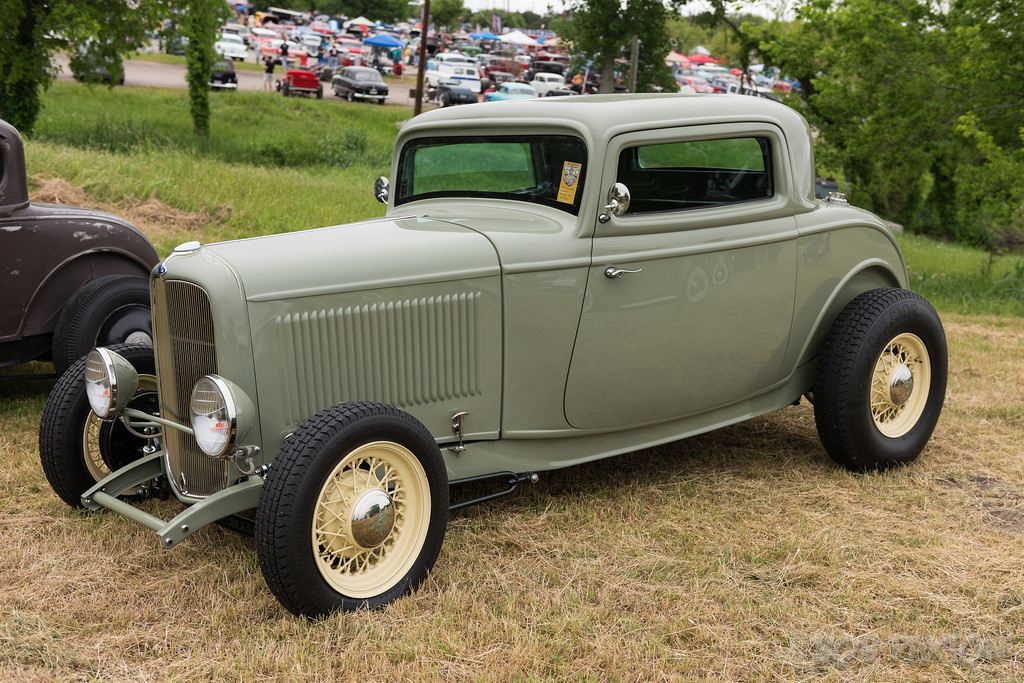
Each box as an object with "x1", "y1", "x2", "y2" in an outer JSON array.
[{"x1": 564, "y1": 123, "x2": 800, "y2": 429}]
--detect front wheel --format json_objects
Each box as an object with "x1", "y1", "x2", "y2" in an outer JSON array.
[
  {"x1": 255, "y1": 401, "x2": 448, "y2": 617},
  {"x1": 52, "y1": 274, "x2": 152, "y2": 374},
  {"x1": 39, "y1": 344, "x2": 159, "y2": 507},
  {"x1": 813, "y1": 288, "x2": 947, "y2": 471}
]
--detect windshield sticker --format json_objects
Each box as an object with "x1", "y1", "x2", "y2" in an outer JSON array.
[{"x1": 556, "y1": 161, "x2": 582, "y2": 204}]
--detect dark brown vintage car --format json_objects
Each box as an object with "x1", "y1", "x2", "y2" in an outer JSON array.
[{"x1": 0, "y1": 119, "x2": 159, "y2": 373}]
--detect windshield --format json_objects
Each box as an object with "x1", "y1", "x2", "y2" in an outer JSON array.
[{"x1": 395, "y1": 135, "x2": 588, "y2": 215}]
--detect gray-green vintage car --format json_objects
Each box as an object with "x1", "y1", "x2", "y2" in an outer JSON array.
[{"x1": 39, "y1": 94, "x2": 947, "y2": 618}]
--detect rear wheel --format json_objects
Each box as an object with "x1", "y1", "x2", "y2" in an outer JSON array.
[
  {"x1": 814, "y1": 288, "x2": 947, "y2": 470},
  {"x1": 39, "y1": 344, "x2": 158, "y2": 507},
  {"x1": 255, "y1": 401, "x2": 448, "y2": 617}
]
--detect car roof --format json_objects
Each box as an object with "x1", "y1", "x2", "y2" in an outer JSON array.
[{"x1": 397, "y1": 93, "x2": 815, "y2": 201}]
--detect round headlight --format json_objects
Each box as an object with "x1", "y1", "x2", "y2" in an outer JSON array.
[
  {"x1": 190, "y1": 376, "x2": 236, "y2": 457},
  {"x1": 84, "y1": 348, "x2": 139, "y2": 419}
]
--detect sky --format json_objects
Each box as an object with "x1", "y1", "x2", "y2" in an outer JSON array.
[{"x1": 460, "y1": 0, "x2": 791, "y2": 22}]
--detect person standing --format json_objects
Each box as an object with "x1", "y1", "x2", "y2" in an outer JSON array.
[
  {"x1": 280, "y1": 40, "x2": 289, "y2": 71},
  {"x1": 263, "y1": 53, "x2": 275, "y2": 90}
]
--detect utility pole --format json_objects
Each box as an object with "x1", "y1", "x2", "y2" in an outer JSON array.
[
  {"x1": 629, "y1": 35, "x2": 640, "y2": 93},
  {"x1": 414, "y1": 0, "x2": 432, "y2": 115}
]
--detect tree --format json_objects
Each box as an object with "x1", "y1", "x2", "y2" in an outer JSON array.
[
  {"x1": 748, "y1": 0, "x2": 1024, "y2": 248},
  {"x1": 179, "y1": 0, "x2": 230, "y2": 137},
  {"x1": 0, "y1": 0, "x2": 159, "y2": 135},
  {"x1": 282, "y1": 0, "x2": 410, "y2": 24},
  {"x1": 430, "y1": 0, "x2": 466, "y2": 32},
  {"x1": 561, "y1": 0, "x2": 747, "y2": 93}
]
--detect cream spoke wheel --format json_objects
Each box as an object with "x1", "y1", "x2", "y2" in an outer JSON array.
[
  {"x1": 312, "y1": 441, "x2": 431, "y2": 599},
  {"x1": 256, "y1": 402, "x2": 448, "y2": 617},
  {"x1": 39, "y1": 344, "x2": 158, "y2": 508},
  {"x1": 80, "y1": 374, "x2": 157, "y2": 481},
  {"x1": 813, "y1": 288, "x2": 947, "y2": 471},
  {"x1": 870, "y1": 333, "x2": 931, "y2": 438}
]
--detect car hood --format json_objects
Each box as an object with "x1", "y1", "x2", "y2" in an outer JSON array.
[{"x1": 174, "y1": 216, "x2": 500, "y2": 301}]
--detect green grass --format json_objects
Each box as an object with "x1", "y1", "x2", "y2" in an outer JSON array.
[
  {"x1": 34, "y1": 81, "x2": 403, "y2": 170},
  {"x1": 899, "y1": 233, "x2": 1024, "y2": 316}
]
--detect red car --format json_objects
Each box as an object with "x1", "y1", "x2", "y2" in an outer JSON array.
[
  {"x1": 677, "y1": 76, "x2": 715, "y2": 93},
  {"x1": 277, "y1": 68, "x2": 323, "y2": 98}
]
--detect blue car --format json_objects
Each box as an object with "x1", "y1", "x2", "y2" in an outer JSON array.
[{"x1": 483, "y1": 82, "x2": 538, "y2": 102}]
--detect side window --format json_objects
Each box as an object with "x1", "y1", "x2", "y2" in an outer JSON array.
[{"x1": 617, "y1": 137, "x2": 773, "y2": 214}]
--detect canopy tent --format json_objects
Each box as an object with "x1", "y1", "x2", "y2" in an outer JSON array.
[
  {"x1": 347, "y1": 16, "x2": 372, "y2": 26},
  {"x1": 687, "y1": 54, "x2": 718, "y2": 64},
  {"x1": 500, "y1": 29, "x2": 537, "y2": 46},
  {"x1": 364, "y1": 33, "x2": 404, "y2": 48},
  {"x1": 665, "y1": 50, "x2": 691, "y2": 65},
  {"x1": 469, "y1": 31, "x2": 499, "y2": 40}
]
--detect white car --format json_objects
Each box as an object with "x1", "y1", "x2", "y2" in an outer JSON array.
[
  {"x1": 529, "y1": 72, "x2": 565, "y2": 95},
  {"x1": 425, "y1": 60, "x2": 482, "y2": 93},
  {"x1": 214, "y1": 33, "x2": 248, "y2": 61}
]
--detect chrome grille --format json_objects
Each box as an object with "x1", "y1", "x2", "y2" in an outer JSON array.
[{"x1": 152, "y1": 278, "x2": 228, "y2": 497}]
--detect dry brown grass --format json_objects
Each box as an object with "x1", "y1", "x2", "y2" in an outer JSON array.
[
  {"x1": 29, "y1": 176, "x2": 216, "y2": 245},
  {"x1": 2, "y1": 312, "x2": 1023, "y2": 681}
]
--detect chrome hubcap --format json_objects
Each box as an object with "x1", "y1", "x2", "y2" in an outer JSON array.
[
  {"x1": 350, "y1": 489, "x2": 396, "y2": 549},
  {"x1": 889, "y1": 365, "x2": 914, "y2": 406}
]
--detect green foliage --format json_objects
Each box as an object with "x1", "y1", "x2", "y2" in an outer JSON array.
[
  {"x1": 738, "y1": 0, "x2": 1024, "y2": 250},
  {"x1": 952, "y1": 115, "x2": 1024, "y2": 249},
  {"x1": 0, "y1": 0, "x2": 48, "y2": 133},
  {"x1": 563, "y1": 0, "x2": 683, "y2": 93},
  {"x1": 179, "y1": 0, "x2": 230, "y2": 136},
  {"x1": 276, "y1": 0, "x2": 409, "y2": 24},
  {"x1": 0, "y1": 0, "x2": 160, "y2": 135},
  {"x1": 430, "y1": 0, "x2": 467, "y2": 32}
]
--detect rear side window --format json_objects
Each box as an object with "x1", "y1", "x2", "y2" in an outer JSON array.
[{"x1": 617, "y1": 137, "x2": 773, "y2": 214}]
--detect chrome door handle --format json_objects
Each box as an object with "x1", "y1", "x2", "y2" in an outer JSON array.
[{"x1": 605, "y1": 266, "x2": 642, "y2": 279}]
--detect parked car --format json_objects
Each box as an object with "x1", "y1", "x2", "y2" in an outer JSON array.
[
  {"x1": 259, "y1": 40, "x2": 307, "y2": 66},
  {"x1": 483, "y1": 81, "x2": 539, "y2": 101},
  {"x1": 425, "y1": 60, "x2": 481, "y2": 93},
  {"x1": 277, "y1": 68, "x2": 323, "y2": 98},
  {"x1": 0, "y1": 118, "x2": 157, "y2": 374},
  {"x1": 677, "y1": 75, "x2": 715, "y2": 93},
  {"x1": 431, "y1": 77, "x2": 476, "y2": 106},
  {"x1": 480, "y1": 70, "x2": 514, "y2": 92},
  {"x1": 70, "y1": 48, "x2": 125, "y2": 86},
  {"x1": 213, "y1": 33, "x2": 248, "y2": 61},
  {"x1": 208, "y1": 58, "x2": 238, "y2": 90},
  {"x1": 529, "y1": 72, "x2": 565, "y2": 95},
  {"x1": 40, "y1": 94, "x2": 947, "y2": 620},
  {"x1": 543, "y1": 87, "x2": 578, "y2": 97},
  {"x1": 330, "y1": 66, "x2": 388, "y2": 103}
]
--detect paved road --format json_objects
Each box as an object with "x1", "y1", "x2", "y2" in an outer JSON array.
[{"x1": 53, "y1": 52, "x2": 429, "y2": 108}]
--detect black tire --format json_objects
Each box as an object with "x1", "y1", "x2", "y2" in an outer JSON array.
[
  {"x1": 813, "y1": 288, "x2": 947, "y2": 471},
  {"x1": 346, "y1": 90, "x2": 354, "y2": 102},
  {"x1": 39, "y1": 344, "x2": 158, "y2": 508},
  {"x1": 52, "y1": 274, "x2": 152, "y2": 374},
  {"x1": 282, "y1": 82, "x2": 290, "y2": 97},
  {"x1": 440, "y1": 93, "x2": 451, "y2": 107},
  {"x1": 255, "y1": 401, "x2": 448, "y2": 618},
  {"x1": 316, "y1": 86, "x2": 323, "y2": 99}
]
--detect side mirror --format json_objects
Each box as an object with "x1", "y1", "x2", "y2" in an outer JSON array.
[
  {"x1": 598, "y1": 182, "x2": 630, "y2": 223},
  {"x1": 374, "y1": 176, "x2": 390, "y2": 204}
]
